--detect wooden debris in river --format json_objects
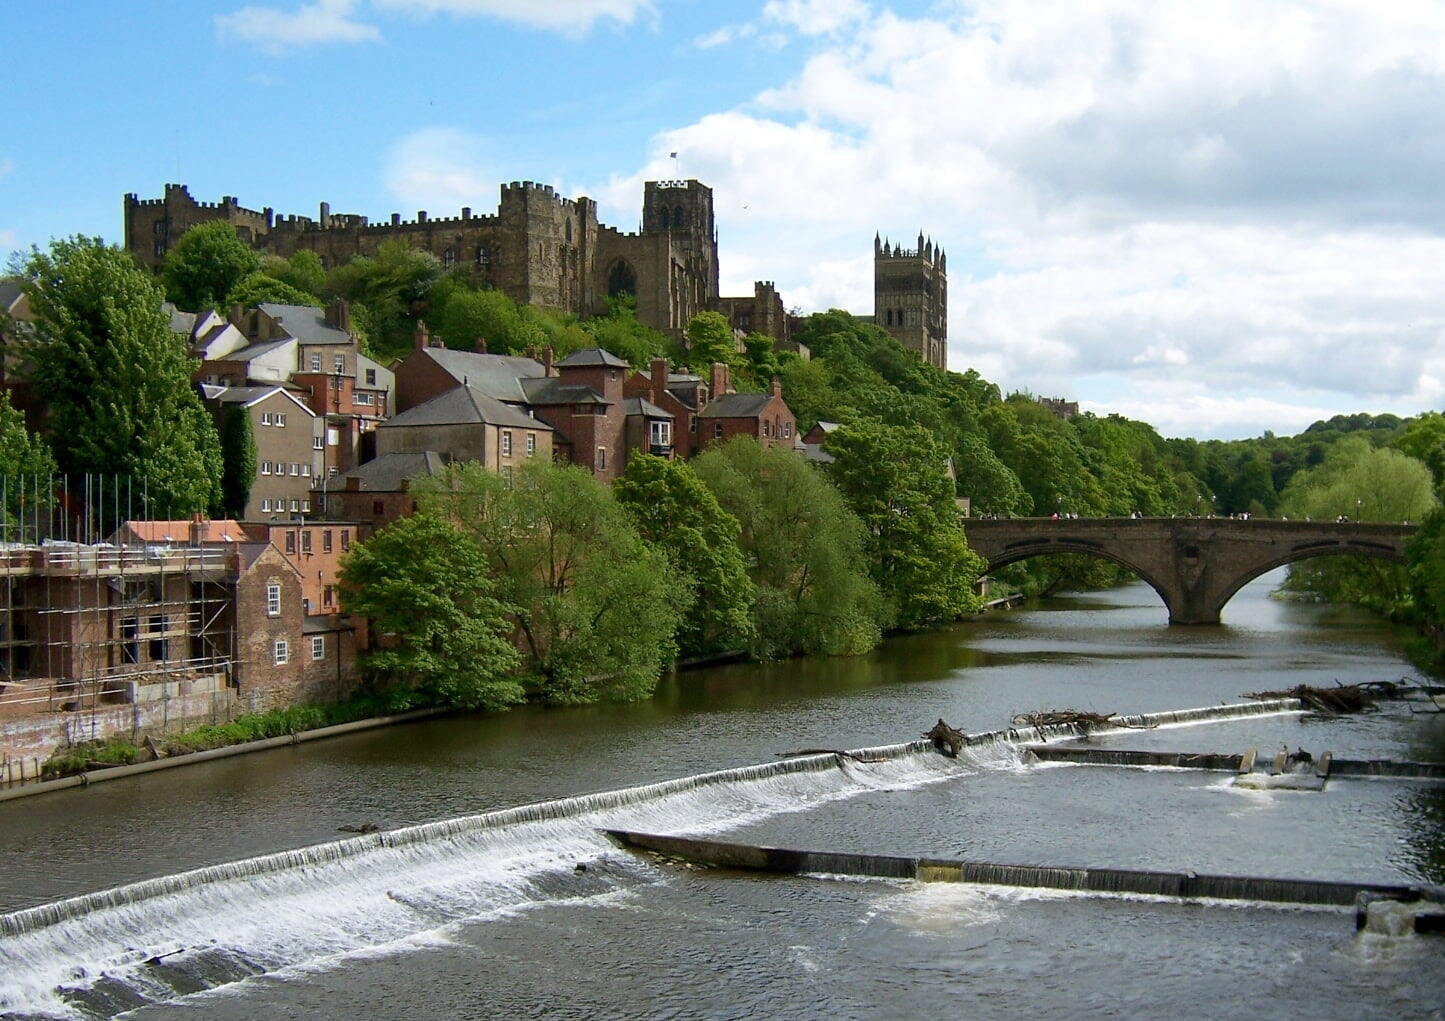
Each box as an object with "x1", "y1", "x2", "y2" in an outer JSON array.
[
  {"x1": 1010, "y1": 710, "x2": 1116, "y2": 731},
  {"x1": 1241, "y1": 683, "x2": 1378, "y2": 714},
  {"x1": 924, "y1": 719, "x2": 964, "y2": 757}
]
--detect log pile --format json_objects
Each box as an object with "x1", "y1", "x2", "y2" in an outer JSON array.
[
  {"x1": 924, "y1": 719, "x2": 964, "y2": 758},
  {"x1": 1242, "y1": 683, "x2": 1378, "y2": 714},
  {"x1": 1010, "y1": 710, "x2": 1117, "y2": 730}
]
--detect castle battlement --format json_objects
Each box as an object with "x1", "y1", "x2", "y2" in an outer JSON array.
[{"x1": 503, "y1": 180, "x2": 581, "y2": 211}]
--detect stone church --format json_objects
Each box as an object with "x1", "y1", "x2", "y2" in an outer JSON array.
[{"x1": 125, "y1": 179, "x2": 721, "y2": 337}]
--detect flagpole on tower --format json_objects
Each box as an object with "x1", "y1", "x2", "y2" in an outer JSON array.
[{"x1": 669, "y1": 151, "x2": 679, "y2": 179}]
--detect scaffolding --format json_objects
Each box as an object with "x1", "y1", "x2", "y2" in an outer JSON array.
[{"x1": 0, "y1": 475, "x2": 237, "y2": 724}]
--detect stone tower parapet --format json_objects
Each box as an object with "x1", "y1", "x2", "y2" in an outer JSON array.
[{"x1": 874, "y1": 230, "x2": 947, "y2": 370}]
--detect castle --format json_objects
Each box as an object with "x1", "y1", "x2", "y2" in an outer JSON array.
[{"x1": 124, "y1": 182, "x2": 947, "y2": 368}]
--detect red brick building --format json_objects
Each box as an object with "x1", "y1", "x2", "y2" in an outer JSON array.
[{"x1": 696, "y1": 374, "x2": 797, "y2": 452}]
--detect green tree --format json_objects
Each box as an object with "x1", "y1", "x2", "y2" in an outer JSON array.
[
  {"x1": 325, "y1": 240, "x2": 442, "y2": 359},
  {"x1": 1407, "y1": 506, "x2": 1445, "y2": 630},
  {"x1": 683, "y1": 311, "x2": 737, "y2": 373},
  {"x1": 694, "y1": 437, "x2": 882, "y2": 659},
  {"x1": 161, "y1": 221, "x2": 261, "y2": 312},
  {"x1": 265, "y1": 250, "x2": 327, "y2": 297},
  {"x1": 0, "y1": 389, "x2": 56, "y2": 479},
  {"x1": 218, "y1": 405, "x2": 257, "y2": 517},
  {"x1": 339, "y1": 512, "x2": 523, "y2": 710},
  {"x1": 614, "y1": 453, "x2": 756, "y2": 656},
  {"x1": 1395, "y1": 411, "x2": 1445, "y2": 489},
  {"x1": 225, "y1": 272, "x2": 322, "y2": 311},
  {"x1": 427, "y1": 281, "x2": 543, "y2": 354},
  {"x1": 823, "y1": 421, "x2": 985, "y2": 628},
  {"x1": 22, "y1": 237, "x2": 223, "y2": 515},
  {"x1": 583, "y1": 295, "x2": 670, "y2": 368},
  {"x1": 417, "y1": 460, "x2": 689, "y2": 704}
]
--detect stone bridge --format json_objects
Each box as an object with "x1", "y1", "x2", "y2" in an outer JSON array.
[{"x1": 964, "y1": 517, "x2": 1417, "y2": 625}]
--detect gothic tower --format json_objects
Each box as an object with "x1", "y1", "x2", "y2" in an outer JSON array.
[{"x1": 874, "y1": 231, "x2": 947, "y2": 370}]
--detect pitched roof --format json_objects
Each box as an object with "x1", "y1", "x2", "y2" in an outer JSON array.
[
  {"x1": 698, "y1": 392, "x2": 773, "y2": 418},
  {"x1": 557, "y1": 347, "x2": 629, "y2": 368},
  {"x1": 0, "y1": 280, "x2": 23, "y2": 312},
  {"x1": 208, "y1": 385, "x2": 316, "y2": 414},
  {"x1": 258, "y1": 303, "x2": 352, "y2": 345},
  {"x1": 118, "y1": 519, "x2": 247, "y2": 544},
  {"x1": 217, "y1": 338, "x2": 295, "y2": 363},
  {"x1": 330, "y1": 451, "x2": 448, "y2": 492},
  {"x1": 667, "y1": 372, "x2": 702, "y2": 384},
  {"x1": 381, "y1": 384, "x2": 551, "y2": 430},
  {"x1": 161, "y1": 302, "x2": 197, "y2": 336},
  {"x1": 521, "y1": 377, "x2": 610, "y2": 405},
  {"x1": 812, "y1": 420, "x2": 842, "y2": 433},
  {"x1": 420, "y1": 348, "x2": 544, "y2": 403},
  {"x1": 623, "y1": 397, "x2": 673, "y2": 419}
]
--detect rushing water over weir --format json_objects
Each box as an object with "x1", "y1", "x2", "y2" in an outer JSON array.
[{"x1": 0, "y1": 700, "x2": 1303, "y2": 1018}]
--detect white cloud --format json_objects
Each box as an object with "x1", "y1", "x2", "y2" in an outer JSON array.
[
  {"x1": 762, "y1": 0, "x2": 868, "y2": 36},
  {"x1": 603, "y1": 0, "x2": 1445, "y2": 438},
  {"x1": 216, "y1": 0, "x2": 379, "y2": 53},
  {"x1": 372, "y1": 0, "x2": 653, "y2": 33},
  {"x1": 383, "y1": 127, "x2": 505, "y2": 210},
  {"x1": 694, "y1": 23, "x2": 755, "y2": 49}
]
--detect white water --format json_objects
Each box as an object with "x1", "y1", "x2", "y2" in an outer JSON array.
[{"x1": 0, "y1": 699, "x2": 1303, "y2": 1019}]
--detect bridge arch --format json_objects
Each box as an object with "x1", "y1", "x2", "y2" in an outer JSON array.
[
  {"x1": 1203, "y1": 542, "x2": 1406, "y2": 623},
  {"x1": 980, "y1": 542, "x2": 1180, "y2": 620}
]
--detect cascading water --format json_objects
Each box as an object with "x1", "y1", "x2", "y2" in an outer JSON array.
[{"x1": 0, "y1": 698, "x2": 1306, "y2": 1019}]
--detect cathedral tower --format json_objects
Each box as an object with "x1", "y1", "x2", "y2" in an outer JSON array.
[{"x1": 874, "y1": 231, "x2": 947, "y2": 370}]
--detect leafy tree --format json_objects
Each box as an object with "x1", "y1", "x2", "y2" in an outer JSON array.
[
  {"x1": 694, "y1": 437, "x2": 882, "y2": 659},
  {"x1": 417, "y1": 460, "x2": 689, "y2": 704},
  {"x1": 22, "y1": 237, "x2": 223, "y2": 516},
  {"x1": 683, "y1": 310, "x2": 737, "y2": 372},
  {"x1": 225, "y1": 272, "x2": 322, "y2": 310},
  {"x1": 1407, "y1": 506, "x2": 1445, "y2": 630},
  {"x1": 582, "y1": 295, "x2": 670, "y2": 368},
  {"x1": 265, "y1": 250, "x2": 327, "y2": 297},
  {"x1": 339, "y1": 512, "x2": 523, "y2": 710},
  {"x1": 427, "y1": 278, "x2": 544, "y2": 353},
  {"x1": 824, "y1": 420, "x2": 985, "y2": 628},
  {"x1": 953, "y1": 432, "x2": 1028, "y2": 516},
  {"x1": 161, "y1": 221, "x2": 260, "y2": 312},
  {"x1": 0, "y1": 389, "x2": 55, "y2": 479},
  {"x1": 325, "y1": 240, "x2": 442, "y2": 359},
  {"x1": 740, "y1": 332, "x2": 780, "y2": 386},
  {"x1": 614, "y1": 453, "x2": 756, "y2": 656},
  {"x1": 219, "y1": 405, "x2": 257, "y2": 517},
  {"x1": 1395, "y1": 411, "x2": 1445, "y2": 489}
]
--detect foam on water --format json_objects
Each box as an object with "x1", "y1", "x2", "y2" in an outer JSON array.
[{"x1": 0, "y1": 697, "x2": 1302, "y2": 1018}]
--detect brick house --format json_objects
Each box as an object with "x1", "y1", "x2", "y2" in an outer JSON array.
[
  {"x1": 241, "y1": 520, "x2": 369, "y2": 618},
  {"x1": 696, "y1": 373, "x2": 797, "y2": 451},
  {"x1": 376, "y1": 384, "x2": 553, "y2": 483},
  {"x1": 200, "y1": 384, "x2": 323, "y2": 520},
  {"x1": 323, "y1": 451, "x2": 447, "y2": 527},
  {"x1": 391, "y1": 325, "x2": 545, "y2": 413}
]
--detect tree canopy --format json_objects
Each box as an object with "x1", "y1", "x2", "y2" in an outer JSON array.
[{"x1": 161, "y1": 221, "x2": 260, "y2": 312}]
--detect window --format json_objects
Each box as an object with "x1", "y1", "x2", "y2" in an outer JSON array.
[
  {"x1": 333, "y1": 355, "x2": 345, "y2": 374},
  {"x1": 121, "y1": 617, "x2": 139, "y2": 664},
  {"x1": 285, "y1": 531, "x2": 296, "y2": 553},
  {"x1": 261, "y1": 412, "x2": 273, "y2": 426},
  {"x1": 310, "y1": 352, "x2": 322, "y2": 371},
  {"x1": 261, "y1": 461, "x2": 272, "y2": 475},
  {"x1": 276, "y1": 412, "x2": 287, "y2": 427},
  {"x1": 354, "y1": 393, "x2": 372, "y2": 406},
  {"x1": 301, "y1": 531, "x2": 312, "y2": 553},
  {"x1": 365, "y1": 368, "x2": 377, "y2": 385},
  {"x1": 763, "y1": 420, "x2": 772, "y2": 438},
  {"x1": 690, "y1": 418, "x2": 698, "y2": 434},
  {"x1": 649, "y1": 420, "x2": 671, "y2": 447},
  {"x1": 713, "y1": 423, "x2": 723, "y2": 439},
  {"x1": 501, "y1": 431, "x2": 512, "y2": 457},
  {"x1": 526, "y1": 433, "x2": 536, "y2": 456},
  {"x1": 313, "y1": 435, "x2": 324, "y2": 450},
  {"x1": 290, "y1": 499, "x2": 300, "y2": 513},
  {"x1": 154, "y1": 240, "x2": 165, "y2": 258},
  {"x1": 266, "y1": 584, "x2": 282, "y2": 616},
  {"x1": 596, "y1": 447, "x2": 607, "y2": 471},
  {"x1": 341, "y1": 529, "x2": 351, "y2": 551},
  {"x1": 476, "y1": 246, "x2": 489, "y2": 266},
  {"x1": 302, "y1": 463, "x2": 311, "y2": 477},
  {"x1": 323, "y1": 530, "x2": 333, "y2": 553},
  {"x1": 443, "y1": 247, "x2": 456, "y2": 268},
  {"x1": 274, "y1": 639, "x2": 289, "y2": 665},
  {"x1": 289, "y1": 463, "x2": 300, "y2": 476},
  {"x1": 372, "y1": 500, "x2": 384, "y2": 515},
  {"x1": 153, "y1": 220, "x2": 165, "y2": 235},
  {"x1": 261, "y1": 499, "x2": 271, "y2": 512},
  {"x1": 327, "y1": 428, "x2": 339, "y2": 446},
  {"x1": 312, "y1": 636, "x2": 326, "y2": 660},
  {"x1": 302, "y1": 499, "x2": 311, "y2": 513},
  {"x1": 323, "y1": 584, "x2": 335, "y2": 607},
  {"x1": 148, "y1": 615, "x2": 168, "y2": 662},
  {"x1": 783, "y1": 422, "x2": 792, "y2": 439},
  {"x1": 329, "y1": 466, "x2": 339, "y2": 477}
]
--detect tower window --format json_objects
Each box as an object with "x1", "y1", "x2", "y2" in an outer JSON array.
[
  {"x1": 660, "y1": 207, "x2": 671, "y2": 229},
  {"x1": 885, "y1": 309, "x2": 893, "y2": 326},
  {"x1": 443, "y1": 248, "x2": 456, "y2": 268},
  {"x1": 674, "y1": 205, "x2": 686, "y2": 228}
]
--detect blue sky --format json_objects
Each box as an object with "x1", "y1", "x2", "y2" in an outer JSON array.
[{"x1": 6, "y1": 0, "x2": 1445, "y2": 440}]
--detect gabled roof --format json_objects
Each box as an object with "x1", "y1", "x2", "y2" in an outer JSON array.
[
  {"x1": 698, "y1": 392, "x2": 774, "y2": 418},
  {"x1": 209, "y1": 385, "x2": 317, "y2": 415},
  {"x1": 419, "y1": 348, "x2": 544, "y2": 403},
  {"x1": 521, "y1": 377, "x2": 610, "y2": 405},
  {"x1": 382, "y1": 384, "x2": 552, "y2": 430},
  {"x1": 557, "y1": 347, "x2": 629, "y2": 368},
  {"x1": 161, "y1": 302, "x2": 197, "y2": 336},
  {"x1": 116, "y1": 519, "x2": 247, "y2": 544},
  {"x1": 0, "y1": 281, "x2": 23, "y2": 313},
  {"x1": 330, "y1": 451, "x2": 448, "y2": 492},
  {"x1": 258, "y1": 303, "x2": 352, "y2": 345},
  {"x1": 214, "y1": 338, "x2": 296, "y2": 363},
  {"x1": 812, "y1": 420, "x2": 842, "y2": 433},
  {"x1": 623, "y1": 397, "x2": 673, "y2": 419}
]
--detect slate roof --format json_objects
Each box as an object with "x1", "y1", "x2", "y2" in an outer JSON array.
[
  {"x1": 258, "y1": 303, "x2": 352, "y2": 345},
  {"x1": 217, "y1": 338, "x2": 295, "y2": 363},
  {"x1": 698, "y1": 392, "x2": 773, "y2": 418},
  {"x1": 667, "y1": 372, "x2": 702, "y2": 384},
  {"x1": 381, "y1": 384, "x2": 551, "y2": 430},
  {"x1": 812, "y1": 420, "x2": 842, "y2": 433},
  {"x1": 623, "y1": 397, "x2": 673, "y2": 419},
  {"x1": 330, "y1": 451, "x2": 448, "y2": 492},
  {"x1": 521, "y1": 377, "x2": 610, "y2": 405},
  {"x1": 161, "y1": 302, "x2": 197, "y2": 336},
  {"x1": 0, "y1": 281, "x2": 23, "y2": 311},
  {"x1": 557, "y1": 347, "x2": 629, "y2": 368},
  {"x1": 421, "y1": 348, "x2": 544, "y2": 403}
]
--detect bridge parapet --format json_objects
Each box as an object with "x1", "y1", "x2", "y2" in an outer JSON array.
[{"x1": 964, "y1": 517, "x2": 1416, "y2": 625}]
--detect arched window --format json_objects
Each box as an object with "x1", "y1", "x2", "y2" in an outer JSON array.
[
  {"x1": 607, "y1": 259, "x2": 637, "y2": 298},
  {"x1": 660, "y1": 207, "x2": 671, "y2": 229},
  {"x1": 885, "y1": 309, "x2": 893, "y2": 326},
  {"x1": 674, "y1": 205, "x2": 687, "y2": 228},
  {"x1": 442, "y1": 248, "x2": 456, "y2": 268},
  {"x1": 476, "y1": 245, "x2": 490, "y2": 266},
  {"x1": 898, "y1": 308, "x2": 906, "y2": 325},
  {"x1": 565, "y1": 220, "x2": 573, "y2": 243}
]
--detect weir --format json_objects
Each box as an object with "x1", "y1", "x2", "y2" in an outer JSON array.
[
  {"x1": 1025, "y1": 746, "x2": 1445, "y2": 780},
  {"x1": 605, "y1": 829, "x2": 1445, "y2": 914},
  {"x1": 0, "y1": 698, "x2": 1312, "y2": 1017}
]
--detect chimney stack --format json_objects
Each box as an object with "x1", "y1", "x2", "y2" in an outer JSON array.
[
  {"x1": 771, "y1": 375, "x2": 782, "y2": 399},
  {"x1": 326, "y1": 298, "x2": 351, "y2": 333},
  {"x1": 414, "y1": 321, "x2": 430, "y2": 352},
  {"x1": 650, "y1": 357, "x2": 668, "y2": 401},
  {"x1": 543, "y1": 345, "x2": 555, "y2": 377},
  {"x1": 710, "y1": 361, "x2": 730, "y2": 399},
  {"x1": 474, "y1": 336, "x2": 487, "y2": 354}
]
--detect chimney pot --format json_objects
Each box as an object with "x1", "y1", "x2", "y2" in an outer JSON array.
[
  {"x1": 771, "y1": 375, "x2": 782, "y2": 399},
  {"x1": 543, "y1": 346, "x2": 555, "y2": 377},
  {"x1": 474, "y1": 336, "x2": 487, "y2": 354}
]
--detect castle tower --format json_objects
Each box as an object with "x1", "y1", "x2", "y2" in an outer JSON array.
[
  {"x1": 874, "y1": 230, "x2": 947, "y2": 370},
  {"x1": 637, "y1": 179, "x2": 720, "y2": 330}
]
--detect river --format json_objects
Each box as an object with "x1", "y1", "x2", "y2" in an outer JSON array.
[{"x1": 2, "y1": 570, "x2": 1444, "y2": 1019}]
